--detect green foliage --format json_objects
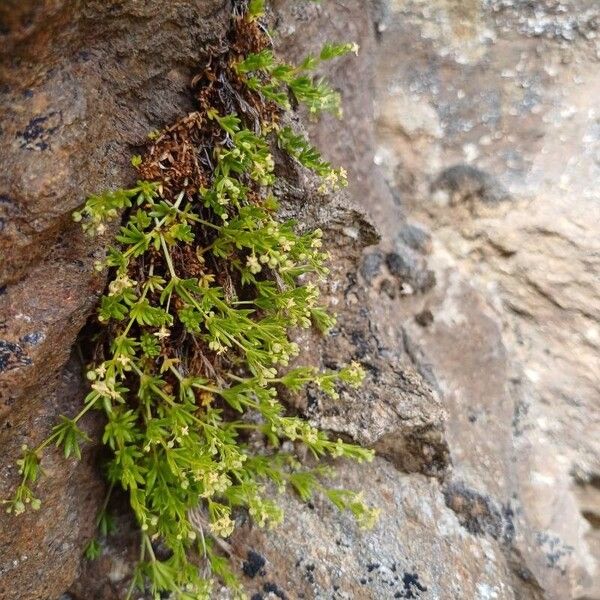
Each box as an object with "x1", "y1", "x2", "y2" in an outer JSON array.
[
  {"x1": 3, "y1": 4, "x2": 376, "y2": 599},
  {"x1": 234, "y1": 42, "x2": 359, "y2": 116},
  {"x1": 52, "y1": 416, "x2": 90, "y2": 460},
  {"x1": 84, "y1": 538, "x2": 102, "y2": 560},
  {"x1": 247, "y1": 0, "x2": 265, "y2": 19},
  {"x1": 277, "y1": 126, "x2": 348, "y2": 193},
  {"x1": 72, "y1": 181, "x2": 158, "y2": 236}
]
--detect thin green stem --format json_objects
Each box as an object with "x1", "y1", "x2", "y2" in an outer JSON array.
[
  {"x1": 96, "y1": 483, "x2": 115, "y2": 527},
  {"x1": 159, "y1": 234, "x2": 178, "y2": 280}
]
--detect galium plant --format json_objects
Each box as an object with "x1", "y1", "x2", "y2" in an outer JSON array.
[{"x1": 4, "y1": 2, "x2": 377, "y2": 598}]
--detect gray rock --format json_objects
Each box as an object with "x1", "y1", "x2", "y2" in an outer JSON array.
[
  {"x1": 386, "y1": 243, "x2": 436, "y2": 293},
  {"x1": 431, "y1": 164, "x2": 512, "y2": 206},
  {"x1": 223, "y1": 459, "x2": 533, "y2": 600},
  {"x1": 359, "y1": 249, "x2": 385, "y2": 283},
  {"x1": 373, "y1": 4, "x2": 600, "y2": 593},
  {"x1": 397, "y1": 221, "x2": 432, "y2": 254}
]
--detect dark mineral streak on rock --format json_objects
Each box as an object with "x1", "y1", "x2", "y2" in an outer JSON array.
[
  {"x1": 396, "y1": 222, "x2": 432, "y2": 254},
  {"x1": 431, "y1": 164, "x2": 512, "y2": 207},
  {"x1": 0, "y1": 340, "x2": 31, "y2": 372},
  {"x1": 243, "y1": 550, "x2": 267, "y2": 579},
  {"x1": 443, "y1": 480, "x2": 510, "y2": 540}
]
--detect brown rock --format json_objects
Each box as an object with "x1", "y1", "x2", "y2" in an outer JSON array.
[
  {"x1": 0, "y1": 1, "x2": 229, "y2": 598},
  {"x1": 0, "y1": 356, "x2": 104, "y2": 600}
]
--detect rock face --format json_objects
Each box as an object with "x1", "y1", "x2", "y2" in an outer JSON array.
[
  {"x1": 0, "y1": 2, "x2": 230, "y2": 598},
  {"x1": 2, "y1": 0, "x2": 600, "y2": 599},
  {"x1": 373, "y1": 0, "x2": 600, "y2": 598},
  {"x1": 222, "y1": 459, "x2": 533, "y2": 600}
]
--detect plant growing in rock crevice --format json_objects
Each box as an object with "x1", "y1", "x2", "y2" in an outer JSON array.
[{"x1": 4, "y1": 2, "x2": 376, "y2": 598}]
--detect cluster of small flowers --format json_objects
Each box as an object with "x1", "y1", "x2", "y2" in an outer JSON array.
[
  {"x1": 6, "y1": 482, "x2": 40, "y2": 515},
  {"x1": 154, "y1": 325, "x2": 170, "y2": 340},
  {"x1": 245, "y1": 228, "x2": 300, "y2": 276},
  {"x1": 209, "y1": 513, "x2": 235, "y2": 538},
  {"x1": 267, "y1": 339, "x2": 298, "y2": 368},
  {"x1": 9, "y1": 495, "x2": 41, "y2": 516},
  {"x1": 317, "y1": 167, "x2": 348, "y2": 195},
  {"x1": 173, "y1": 425, "x2": 189, "y2": 445},
  {"x1": 208, "y1": 338, "x2": 226, "y2": 354},
  {"x1": 330, "y1": 438, "x2": 349, "y2": 458},
  {"x1": 272, "y1": 342, "x2": 300, "y2": 367},
  {"x1": 108, "y1": 274, "x2": 136, "y2": 296},
  {"x1": 86, "y1": 361, "x2": 107, "y2": 380},
  {"x1": 255, "y1": 363, "x2": 278, "y2": 384},
  {"x1": 276, "y1": 417, "x2": 320, "y2": 445},
  {"x1": 72, "y1": 183, "x2": 157, "y2": 236},
  {"x1": 114, "y1": 354, "x2": 132, "y2": 370},
  {"x1": 9, "y1": 501, "x2": 26, "y2": 515},
  {"x1": 91, "y1": 378, "x2": 122, "y2": 401},
  {"x1": 73, "y1": 205, "x2": 118, "y2": 236},
  {"x1": 339, "y1": 361, "x2": 366, "y2": 386},
  {"x1": 198, "y1": 470, "x2": 231, "y2": 499},
  {"x1": 304, "y1": 282, "x2": 319, "y2": 305},
  {"x1": 250, "y1": 153, "x2": 275, "y2": 186},
  {"x1": 246, "y1": 254, "x2": 261, "y2": 274},
  {"x1": 249, "y1": 498, "x2": 284, "y2": 529},
  {"x1": 214, "y1": 174, "x2": 243, "y2": 207},
  {"x1": 351, "y1": 493, "x2": 381, "y2": 530},
  {"x1": 283, "y1": 230, "x2": 326, "y2": 274}
]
